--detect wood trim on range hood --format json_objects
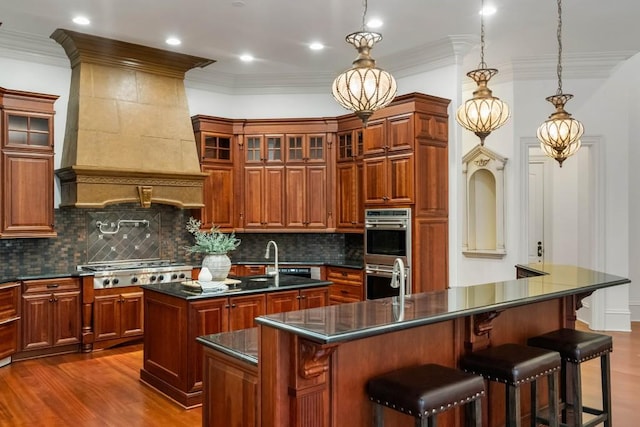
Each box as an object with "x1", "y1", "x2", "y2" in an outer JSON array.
[{"x1": 51, "y1": 29, "x2": 214, "y2": 208}]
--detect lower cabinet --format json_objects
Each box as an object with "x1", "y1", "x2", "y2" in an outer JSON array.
[
  {"x1": 17, "y1": 277, "x2": 81, "y2": 359},
  {"x1": 142, "y1": 285, "x2": 328, "y2": 407},
  {"x1": 266, "y1": 287, "x2": 328, "y2": 314},
  {"x1": 93, "y1": 287, "x2": 144, "y2": 349},
  {"x1": 0, "y1": 282, "x2": 20, "y2": 360},
  {"x1": 327, "y1": 266, "x2": 364, "y2": 304}
]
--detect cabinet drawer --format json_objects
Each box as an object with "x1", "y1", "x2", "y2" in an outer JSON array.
[
  {"x1": 0, "y1": 321, "x2": 18, "y2": 359},
  {"x1": 327, "y1": 267, "x2": 363, "y2": 287},
  {"x1": 329, "y1": 284, "x2": 362, "y2": 301},
  {"x1": 23, "y1": 277, "x2": 79, "y2": 294},
  {"x1": 0, "y1": 282, "x2": 20, "y2": 322}
]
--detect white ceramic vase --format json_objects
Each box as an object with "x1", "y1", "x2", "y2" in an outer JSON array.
[{"x1": 201, "y1": 253, "x2": 231, "y2": 281}]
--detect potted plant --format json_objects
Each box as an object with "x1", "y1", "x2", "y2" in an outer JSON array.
[{"x1": 185, "y1": 217, "x2": 241, "y2": 281}]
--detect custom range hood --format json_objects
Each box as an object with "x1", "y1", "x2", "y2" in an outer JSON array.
[{"x1": 51, "y1": 29, "x2": 213, "y2": 208}]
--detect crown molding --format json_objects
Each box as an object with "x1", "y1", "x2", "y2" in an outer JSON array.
[{"x1": 0, "y1": 29, "x2": 68, "y2": 67}]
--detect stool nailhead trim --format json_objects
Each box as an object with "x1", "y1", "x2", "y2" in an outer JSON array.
[
  {"x1": 464, "y1": 366, "x2": 560, "y2": 386},
  {"x1": 566, "y1": 348, "x2": 612, "y2": 364},
  {"x1": 369, "y1": 390, "x2": 485, "y2": 418}
]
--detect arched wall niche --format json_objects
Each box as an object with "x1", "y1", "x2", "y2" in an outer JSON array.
[{"x1": 462, "y1": 145, "x2": 508, "y2": 258}]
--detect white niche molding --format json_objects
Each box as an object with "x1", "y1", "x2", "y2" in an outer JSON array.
[{"x1": 462, "y1": 145, "x2": 507, "y2": 259}]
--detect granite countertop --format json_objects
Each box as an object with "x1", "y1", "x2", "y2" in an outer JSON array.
[
  {"x1": 256, "y1": 264, "x2": 630, "y2": 345},
  {"x1": 140, "y1": 274, "x2": 332, "y2": 300},
  {"x1": 231, "y1": 259, "x2": 364, "y2": 269},
  {"x1": 0, "y1": 269, "x2": 93, "y2": 284},
  {"x1": 197, "y1": 327, "x2": 258, "y2": 366}
]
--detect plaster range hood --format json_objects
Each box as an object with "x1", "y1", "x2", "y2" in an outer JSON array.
[{"x1": 51, "y1": 29, "x2": 214, "y2": 208}]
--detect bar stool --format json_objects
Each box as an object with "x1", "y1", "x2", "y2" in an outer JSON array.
[
  {"x1": 459, "y1": 343, "x2": 561, "y2": 427},
  {"x1": 528, "y1": 328, "x2": 612, "y2": 427},
  {"x1": 366, "y1": 363, "x2": 485, "y2": 427}
]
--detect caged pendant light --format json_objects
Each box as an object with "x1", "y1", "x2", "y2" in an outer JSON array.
[
  {"x1": 536, "y1": 0, "x2": 584, "y2": 167},
  {"x1": 456, "y1": 0, "x2": 510, "y2": 146},
  {"x1": 332, "y1": 0, "x2": 397, "y2": 127}
]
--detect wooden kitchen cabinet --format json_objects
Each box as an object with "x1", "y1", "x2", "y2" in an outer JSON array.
[
  {"x1": 327, "y1": 266, "x2": 364, "y2": 304},
  {"x1": 0, "y1": 88, "x2": 58, "y2": 238},
  {"x1": 18, "y1": 277, "x2": 81, "y2": 359},
  {"x1": 243, "y1": 164, "x2": 285, "y2": 229},
  {"x1": 191, "y1": 116, "x2": 237, "y2": 231},
  {"x1": 363, "y1": 151, "x2": 414, "y2": 205},
  {"x1": 0, "y1": 281, "x2": 20, "y2": 360},
  {"x1": 285, "y1": 164, "x2": 327, "y2": 229},
  {"x1": 266, "y1": 286, "x2": 328, "y2": 314},
  {"x1": 336, "y1": 119, "x2": 365, "y2": 231},
  {"x1": 93, "y1": 287, "x2": 143, "y2": 349}
]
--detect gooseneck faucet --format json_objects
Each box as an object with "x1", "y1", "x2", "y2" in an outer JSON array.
[
  {"x1": 265, "y1": 240, "x2": 279, "y2": 280},
  {"x1": 391, "y1": 258, "x2": 407, "y2": 321}
]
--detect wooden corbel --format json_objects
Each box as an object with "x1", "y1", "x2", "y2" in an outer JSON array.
[
  {"x1": 465, "y1": 310, "x2": 502, "y2": 352},
  {"x1": 137, "y1": 185, "x2": 152, "y2": 208},
  {"x1": 298, "y1": 339, "x2": 338, "y2": 380}
]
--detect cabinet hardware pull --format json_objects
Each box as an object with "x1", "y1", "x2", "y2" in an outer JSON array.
[
  {"x1": 49, "y1": 298, "x2": 55, "y2": 303},
  {"x1": 225, "y1": 304, "x2": 230, "y2": 309},
  {"x1": 47, "y1": 284, "x2": 59, "y2": 288},
  {"x1": 231, "y1": 304, "x2": 236, "y2": 308},
  {"x1": 341, "y1": 290, "x2": 348, "y2": 294}
]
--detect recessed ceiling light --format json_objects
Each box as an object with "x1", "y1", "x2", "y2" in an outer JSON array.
[
  {"x1": 480, "y1": 5, "x2": 497, "y2": 16},
  {"x1": 309, "y1": 42, "x2": 324, "y2": 51},
  {"x1": 232, "y1": 0, "x2": 246, "y2": 6},
  {"x1": 367, "y1": 18, "x2": 383, "y2": 29},
  {"x1": 240, "y1": 54, "x2": 254, "y2": 62},
  {"x1": 72, "y1": 16, "x2": 91, "y2": 26},
  {"x1": 166, "y1": 37, "x2": 181, "y2": 46}
]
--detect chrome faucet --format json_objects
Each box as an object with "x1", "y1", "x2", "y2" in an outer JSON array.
[
  {"x1": 391, "y1": 258, "x2": 407, "y2": 321},
  {"x1": 265, "y1": 240, "x2": 279, "y2": 279}
]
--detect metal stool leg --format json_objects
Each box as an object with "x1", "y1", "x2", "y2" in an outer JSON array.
[
  {"x1": 560, "y1": 359, "x2": 568, "y2": 424},
  {"x1": 373, "y1": 403, "x2": 384, "y2": 427},
  {"x1": 530, "y1": 379, "x2": 538, "y2": 427},
  {"x1": 570, "y1": 362, "x2": 582, "y2": 427},
  {"x1": 601, "y1": 353, "x2": 612, "y2": 427},
  {"x1": 506, "y1": 383, "x2": 522, "y2": 427},
  {"x1": 548, "y1": 370, "x2": 559, "y2": 427}
]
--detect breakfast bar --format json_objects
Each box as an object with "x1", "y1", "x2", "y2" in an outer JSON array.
[{"x1": 198, "y1": 264, "x2": 629, "y2": 427}]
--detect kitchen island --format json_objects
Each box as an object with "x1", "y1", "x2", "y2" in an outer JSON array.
[
  {"x1": 198, "y1": 264, "x2": 629, "y2": 427},
  {"x1": 139, "y1": 274, "x2": 330, "y2": 407}
]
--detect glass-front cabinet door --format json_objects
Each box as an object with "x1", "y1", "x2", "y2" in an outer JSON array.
[
  {"x1": 286, "y1": 134, "x2": 325, "y2": 163},
  {"x1": 5, "y1": 113, "x2": 52, "y2": 149},
  {"x1": 201, "y1": 134, "x2": 231, "y2": 162},
  {"x1": 246, "y1": 135, "x2": 283, "y2": 163}
]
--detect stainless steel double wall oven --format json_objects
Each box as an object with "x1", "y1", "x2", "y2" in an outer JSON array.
[{"x1": 364, "y1": 208, "x2": 411, "y2": 299}]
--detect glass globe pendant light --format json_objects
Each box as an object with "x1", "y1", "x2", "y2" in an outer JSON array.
[
  {"x1": 536, "y1": 0, "x2": 584, "y2": 167},
  {"x1": 456, "y1": 0, "x2": 510, "y2": 146},
  {"x1": 332, "y1": 0, "x2": 397, "y2": 127}
]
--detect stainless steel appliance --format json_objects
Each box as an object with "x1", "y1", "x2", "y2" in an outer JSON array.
[
  {"x1": 364, "y1": 208, "x2": 411, "y2": 266},
  {"x1": 365, "y1": 264, "x2": 411, "y2": 300},
  {"x1": 364, "y1": 208, "x2": 412, "y2": 299},
  {"x1": 278, "y1": 266, "x2": 322, "y2": 279},
  {"x1": 78, "y1": 260, "x2": 192, "y2": 289}
]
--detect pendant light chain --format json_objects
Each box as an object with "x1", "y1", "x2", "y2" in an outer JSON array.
[
  {"x1": 361, "y1": 0, "x2": 368, "y2": 30},
  {"x1": 556, "y1": 0, "x2": 563, "y2": 95},
  {"x1": 479, "y1": 0, "x2": 487, "y2": 68}
]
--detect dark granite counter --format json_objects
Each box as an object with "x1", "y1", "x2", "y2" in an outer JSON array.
[
  {"x1": 197, "y1": 327, "x2": 258, "y2": 366},
  {"x1": 256, "y1": 264, "x2": 630, "y2": 344},
  {"x1": 231, "y1": 259, "x2": 363, "y2": 269},
  {"x1": 140, "y1": 274, "x2": 331, "y2": 300},
  {"x1": 0, "y1": 270, "x2": 93, "y2": 284}
]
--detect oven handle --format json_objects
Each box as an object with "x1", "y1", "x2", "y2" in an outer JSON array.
[{"x1": 365, "y1": 223, "x2": 407, "y2": 229}]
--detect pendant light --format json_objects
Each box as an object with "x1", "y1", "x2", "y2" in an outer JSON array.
[
  {"x1": 456, "y1": 0, "x2": 510, "y2": 146},
  {"x1": 536, "y1": 0, "x2": 584, "y2": 167},
  {"x1": 332, "y1": 0, "x2": 397, "y2": 127}
]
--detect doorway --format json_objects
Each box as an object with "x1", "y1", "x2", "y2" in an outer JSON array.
[{"x1": 521, "y1": 137, "x2": 604, "y2": 327}]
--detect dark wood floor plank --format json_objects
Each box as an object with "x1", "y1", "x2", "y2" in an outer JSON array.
[{"x1": 0, "y1": 322, "x2": 638, "y2": 426}]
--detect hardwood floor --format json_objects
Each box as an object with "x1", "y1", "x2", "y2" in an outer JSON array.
[
  {"x1": 0, "y1": 322, "x2": 637, "y2": 426},
  {"x1": 0, "y1": 343, "x2": 201, "y2": 426}
]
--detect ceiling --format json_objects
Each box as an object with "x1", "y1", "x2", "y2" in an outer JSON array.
[{"x1": 1, "y1": 0, "x2": 639, "y2": 91}]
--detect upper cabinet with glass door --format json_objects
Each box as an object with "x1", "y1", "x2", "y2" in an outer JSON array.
[
  {"x1": 245, "y1": 135, "x2": 284, "y2": 164},
  {"x1": 5, "y1": 113, "x2": 52, "y2": 150},
  {"x1": 286, "y1": 134, "x2": 326, "y2": 164}
]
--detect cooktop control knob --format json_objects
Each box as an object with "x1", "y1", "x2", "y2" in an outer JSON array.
[
  {"x1": 171, "y1": 273, "x2": 178, "y2": 280},
  {"x1": 103, "y1": 279, "x2": 110, "y2": 286},
  {"x1": 131, "y1": 277, "x2": 138, "y2": 283},
  {"x1": 150, "y1": 275, "x2": 157, "y2": 282},
  {"x1": 112, "y1": 278, "x2": 119, "y2": 285},
  {"x1": 158, "y1": 275, "x2": 164, "y2": 281},
  {"x1": 179, "y1": 273, "x2": 186, "y2": 279}
]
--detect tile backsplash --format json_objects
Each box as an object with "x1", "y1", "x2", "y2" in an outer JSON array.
[{"x1": 0, "y1": 203, "x2": 363, "y2": 277}]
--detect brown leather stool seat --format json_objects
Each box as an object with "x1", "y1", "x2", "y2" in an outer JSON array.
[
  {"x1": 367, "y1": 363, "x2": 485, "y2": 427},
  {"x1": 528, "y1": 328, "x2": 613, "y2": 427},
  {"x1": 460, "y1": 343, "x2": 561, "y2": 427}
]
